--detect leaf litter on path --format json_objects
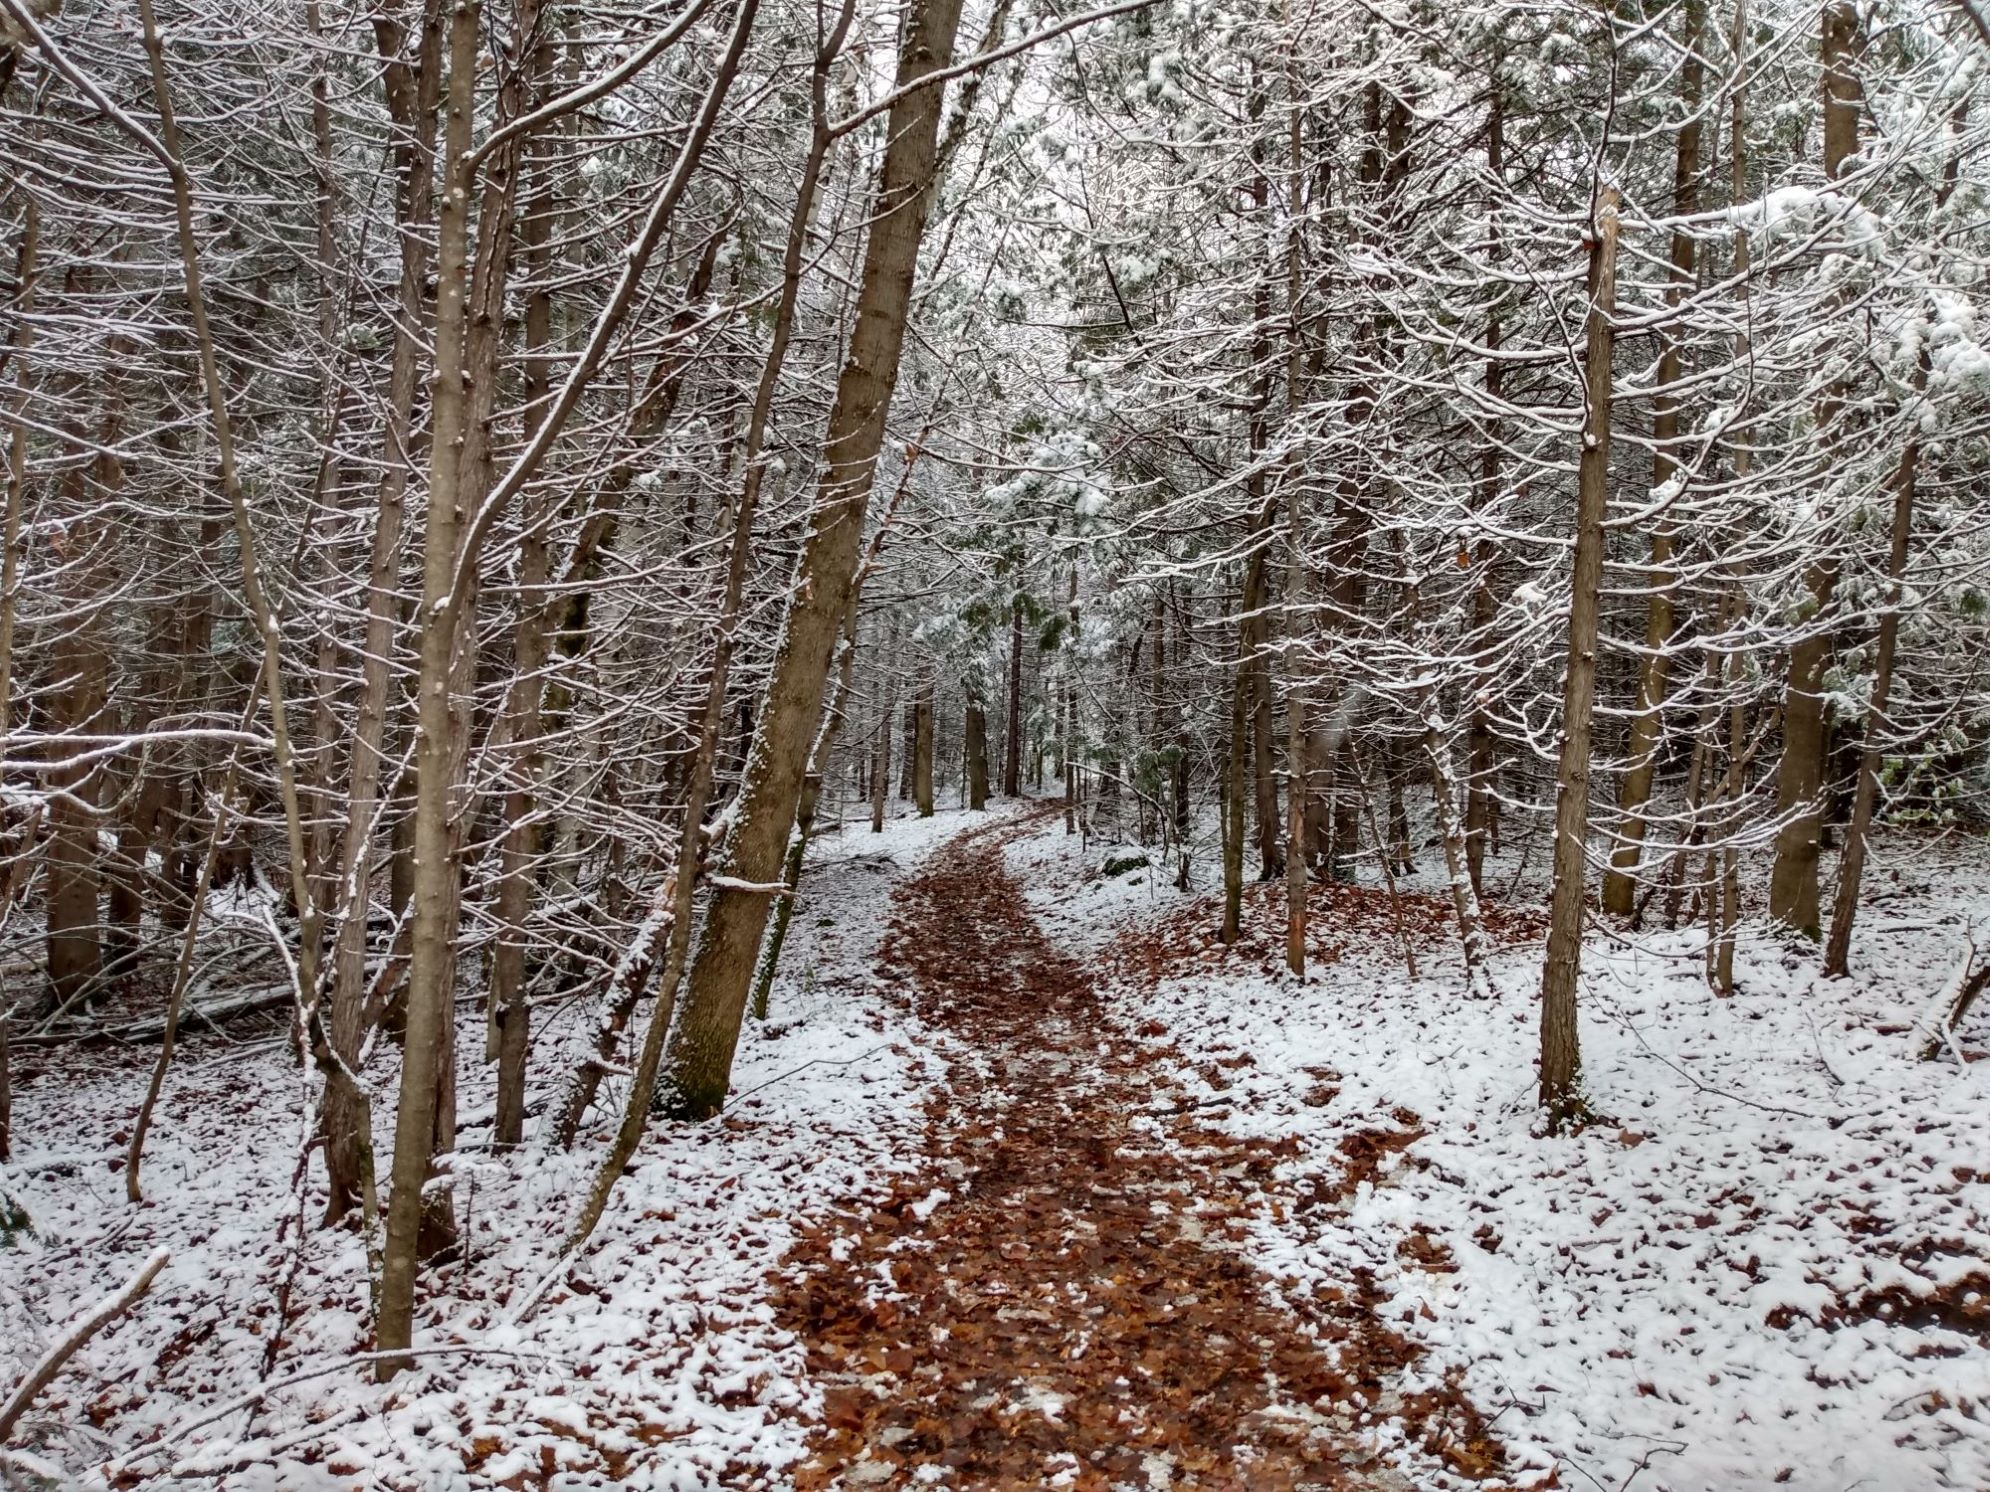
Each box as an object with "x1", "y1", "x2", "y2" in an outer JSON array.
[{"x1": 770, "y1": 817, "x2": 1512, "y2": 1491}]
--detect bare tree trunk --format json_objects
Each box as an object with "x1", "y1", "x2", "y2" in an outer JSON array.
[
  {"x1": 44, "y1": 395, "x2": 111, "y2": 1011},
  {"x1": 1823, "y1": 390, "x2": 1920, "y2": 976},
  {"x1": 488, "y1": 157, "x2": 558, "y2": 1148},
  {"x1": 913, "y1": 669, "x2": 935, "y2": 817},
  {"x1": 377, "y1": 0, "x2": 482, "y2": 1374},
  {"x1": 965, "y1": 700, "x2": 989, "y2": 810},
  {"x1": 1283, "y1": 488, "x2": 1308, "y2": 978},
  {"x1": 0, "y1": 991, "x2": 9, "y2": 1163},
  {"x1": 1385, "y1": 734, "x2": 1413, "y2": 875},
  {"x1": 1768, "y1": 0, "x2": 1861, "y2": 937},
  {"x1": 1003, "y1": 594, "x2": 1024, "y2": 795},
  {"x1": 0, "y1": 209, "x2": 23, "y2": 1127},
  {"x1": 1222, "y1": 650, "x2": 1247, "y2": 943},
  {"x1": 1539, "y1": 186, "x2": 1619, "y2": 1134},
  {"x1": 663, "y1": 0, "x2": 967, "y2": 1120},
  {"x1": 1424, "y1": 707, "x2": 1494, "y2": 998},
  {"x1": 1604, "y1": 0, "x2": 1702, "y2": 917},
  {"x1": 322, "y1": 0, "x2": 444, "y2": 1226},
  {"x1": 0, "y1": 206, "x2": 32, "y2": 998},
  {"x1": 1713, "y1": 0, "x2": 1754, "y2": 994},
  {"x1": 1280, "y1": 63, "x2": 1307, "y2": 977},
  {"x1": 872, "y1": 628, "x2": 895, "y2": 834},
  {"x1": 1466, "y1": 83, "x2": 1503, "y2": 898}
]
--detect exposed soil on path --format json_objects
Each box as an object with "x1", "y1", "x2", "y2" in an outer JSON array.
[{"x1": 770, "y1": 815, "x2": 1510, "y2": 1491}]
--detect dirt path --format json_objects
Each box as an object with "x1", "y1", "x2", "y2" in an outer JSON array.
[{"x1": 771, "y1": 816, "x2": 1505, "y2": 1491}]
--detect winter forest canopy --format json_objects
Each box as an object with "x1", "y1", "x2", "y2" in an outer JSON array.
[{"x1": 1, "y1": 0, "x2": 1989, "y2": 1484}]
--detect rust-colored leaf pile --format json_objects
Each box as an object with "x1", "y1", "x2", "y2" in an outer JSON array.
[{"x1": 769, "y1": 820, "x2": 1513, "y2": 1490}]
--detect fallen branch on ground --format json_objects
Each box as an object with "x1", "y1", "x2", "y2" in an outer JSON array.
[
  {"x1": 0, "y1": 1246, "x2": 169, "y2": 1442},
  {"x1": 1917, "y1": 935, "x2": 1990, "y2": 1062}
]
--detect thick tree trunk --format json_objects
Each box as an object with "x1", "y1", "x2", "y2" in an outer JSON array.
[
  {"x1": 45, "y1": 330, "x2": 124, "y2": 1010},
  {"x1": 965, "y1": 701, "x2": 989, "y2": 810},
  {"x1": 663, "y1": 0, "x2": 965, "y2": 1120},
  {"x1": 913, "y1": 671, "x2": 935, "y2": 817},
  {"x1": 1539, "y1": 187, "x2": 1619, "y2": 1134},
  {"x1": 44, "y1": 474, "x2": 107, "y2": 1010}
]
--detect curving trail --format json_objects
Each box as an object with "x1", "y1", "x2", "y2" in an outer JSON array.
[{"x1": 770, "y1": 814, "x2": 1505, "y2": 1491}]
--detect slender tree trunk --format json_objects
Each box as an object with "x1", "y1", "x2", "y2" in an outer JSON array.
[
  {"x1": 1823, "y1": 387, "x2": 1921, "y2": 975},
  {"x1": 1769, "y1": 0, "x2": 1862, "y2": 936},
  {"x1": 44, "y1": 377, "x2": 112, "y2": 1010},
  {"x1": 1222, "y1": 638, "x2": 1247, "y2": 943},
  {"x1": 1466, "y1": 82, "x2": 1504, "y2": 897},
  {"x1": 1283, "y1": 490, "x2": 1308, "y2": 978},
  {"x1": 1003, "y1": 595, "x2": 1024, "y2": 795},
  {"x1": 489, "y1": 16, "x2": 561, "y2": 1148},
  {"x1": 377, "y1": 0, "x2": 482, "y2": 1374},
  {"x1": 0, "y1": 207, "x2": 33, "y2": 1016},
  {"x1": 1714, "y1": 0, "x2": 1754, "y2": 993},
  {"x1": 1386, "y1": 734, "x2": 1413, "y2": 875},
  {"x1": 1539, "y1": 186, "x2": 1619, "y2": 1134},
  {"x1": 1424, "y1": 707, "x2": 1494, "y2": 997},
  {"x1": 872, "y1": 630, "x2": 895, "y2": 834},
  {"x1": 552, "y1": 0, "x2": 779, "y2": 1261},
  {"x1": 322, "y1": 0, "x2": 444, "y2": 1223},
  {"x1": 1604, "y1": 0, "x2": 1703, "y2": 916},
  {"x1": 1280, "y1": 61, "x2": 1307, "y2": 977}
]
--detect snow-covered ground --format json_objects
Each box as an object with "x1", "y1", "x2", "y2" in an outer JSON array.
[
  {"x1": 1, "y1": 802, "x2": 978, "y2": 1491},
  {"x1": 1017, "y1": 819, "x2": 1990, "y2": 1492},
  {"x1": 8, "y1": 801, "x2": 1986, "y2": 1491}
]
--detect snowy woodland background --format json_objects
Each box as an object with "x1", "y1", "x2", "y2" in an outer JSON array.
[{"x1": 0, "y1": 0, "x2": 1988, "y2": 1485}]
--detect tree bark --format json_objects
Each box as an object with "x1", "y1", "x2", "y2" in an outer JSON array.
[
  {"x1": 322, "y1": 0, "x2": 445, "y2": 1226},
  {"x1": 1539, "y1": 186, "x2": 1619, "y2": 1134},
  {"x1": 1280, "y1": 62, "x2": 1307, "y2": 977},
  {"x1": 1466, "y1": 81, "x2": 1504, "y2": 897},
  {"x1": 1603, "y1": 0, "x2": 1702, "y2": 917},
  {"x1": 1768, "y1": 0, "x2": 1862, "y2": 936},
  {"x1": 1283, "y1": 486, "x2": 1308, "y2": 977},
  {"x1": 1003, "y1": 594, "x2": 1024, "y2": 794},
  {"x1": 44, "y1": 382, "x2": 112, "y2": 1011},
  {"x1": 661, "y1": 0, "x2": 963, "y2": 1119},
  {"x1": 965, "y1": 700, "x2": 988, "y2": 810},
  {"x1": 1822, "y1": 388, "x2": 1920, "y2": 976},
  {"x1": 377, "y1": 0, "x2": 482, "y2": 1374},
  {"x1": 872, "y1": 625, "x2": 895, "y2": 834},
  {"x1": 913, "y1": 670, "x2": 935, "y2": 817}
]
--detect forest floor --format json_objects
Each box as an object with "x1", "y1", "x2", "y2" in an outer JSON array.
[
  {"x1": 3, "y1": 801, "x2": 1988, "y2": 1491},
  {"x1": 769, "y1": 806, "x2": 1503, "y2": 1491}
]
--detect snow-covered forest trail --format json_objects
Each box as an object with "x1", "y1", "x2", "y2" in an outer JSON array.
[{"x1": 770, "y1": 814, "x2": 1503, "y2": 1491}]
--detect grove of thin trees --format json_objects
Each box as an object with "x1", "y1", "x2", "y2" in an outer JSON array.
[{"x1": 4, "y1": 0, "x2": 1990, "y2": 1364}]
